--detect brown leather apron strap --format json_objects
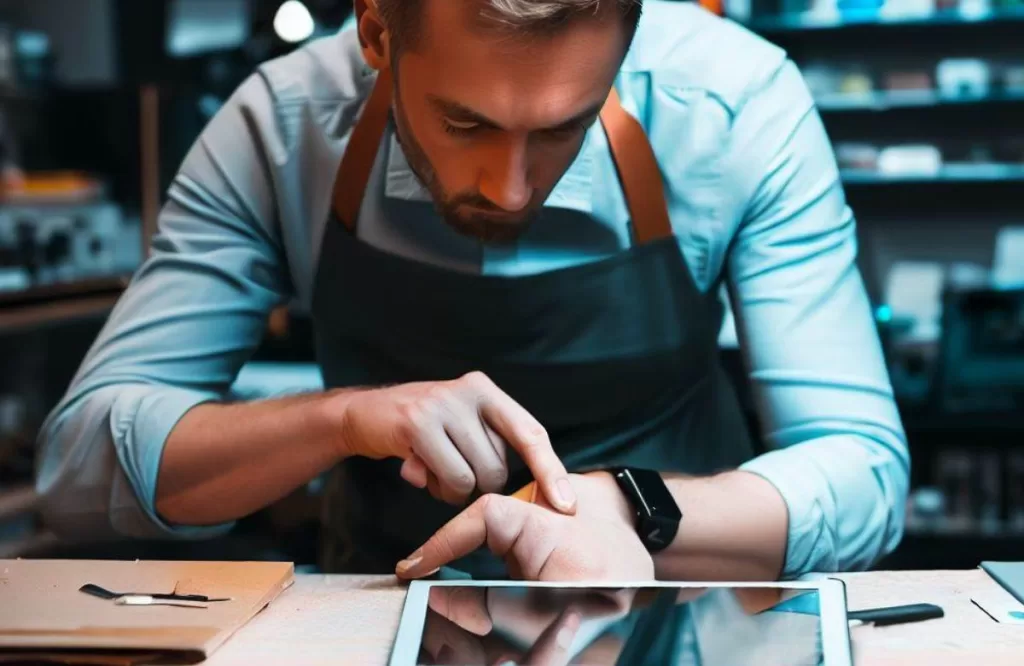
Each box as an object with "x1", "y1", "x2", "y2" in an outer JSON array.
[
  {"x1": 599, "y1": 86, "x2": 674, "y2": 244},
  {"x1": 332, "y1": 67, "x2": 394, "y2": 230},
  {"x1": 331, "y1": 68, "x2": 674, "y2": 243}
]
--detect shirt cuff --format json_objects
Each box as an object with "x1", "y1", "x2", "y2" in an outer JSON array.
[
  {"x1": 740, "y1": 445, "x2": 838, "y2": 579},
  {"x1": 111, "y1": 385, "x2": 235, "y2": 539}
]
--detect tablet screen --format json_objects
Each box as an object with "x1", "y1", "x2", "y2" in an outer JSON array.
[{"x1": 412, "y1": 585, "x2": 825, "y2": 665}]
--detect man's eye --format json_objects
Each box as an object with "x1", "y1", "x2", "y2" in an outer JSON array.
[{"x1": 442, "y1": 119, "x2": 479, "y2": 136}]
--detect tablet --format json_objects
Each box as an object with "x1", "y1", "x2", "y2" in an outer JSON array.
[{"x1": 391, "y1": 579, "x2": 852, "y2": 666}]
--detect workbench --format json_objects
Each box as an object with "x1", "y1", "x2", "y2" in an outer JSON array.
[{"x1": 203, "y1": 569, "x2": 1024, "y2": 665}]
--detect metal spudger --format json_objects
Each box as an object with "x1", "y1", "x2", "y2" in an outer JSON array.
[
  {"x1": 80, "y1": 583, "x2": 232, "y2": 603},
  {"x1": 115, "y1": 595, "x2": 208, "y2": 609}
]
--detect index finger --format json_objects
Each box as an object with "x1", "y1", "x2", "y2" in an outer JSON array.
[
  {"x1": 396, "y1": 494, "x2": 531, "y2": 580},
  {"x1": 478, "y1": 389, "x2": 576, "y2": 515},
  {"x1": 523, "y1": 607, "x2": 581, "y2": 666}
]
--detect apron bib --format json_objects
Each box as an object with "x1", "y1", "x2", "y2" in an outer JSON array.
[{"x1": 312, "y1": 68, "x2": 754, "y2": 575}]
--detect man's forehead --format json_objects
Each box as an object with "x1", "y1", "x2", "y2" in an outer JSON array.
[{"x1": 397, "y1": 0, "x2": 627, "y2": 130}]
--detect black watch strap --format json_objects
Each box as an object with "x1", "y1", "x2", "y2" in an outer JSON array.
[{"x1": 609, "y1": 468, "x2": 682, "y2": 553}]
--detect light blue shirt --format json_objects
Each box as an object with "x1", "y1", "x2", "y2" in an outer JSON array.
[{"x1": 36, "y1": 2, "x2": 908, "y2": 578}]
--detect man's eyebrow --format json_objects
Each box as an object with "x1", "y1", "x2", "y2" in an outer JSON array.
[
  {"x1": 548, "y1": 101, "x2": 606, "y2": 131},
  {"x1": 428, "y1": 95, "x2": 606, "y2": 132},
  {"x1": 428, "y1": 96, "x2": 503, "y2": 128}
]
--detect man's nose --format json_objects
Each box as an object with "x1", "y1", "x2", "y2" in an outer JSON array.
[{"x1": 478, "y1": 138, "x2": 532, "y2": 213}]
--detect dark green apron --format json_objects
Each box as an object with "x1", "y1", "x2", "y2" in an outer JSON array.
[{"x1": 313, "y1": 68, "x2": 754, "y2": 576}]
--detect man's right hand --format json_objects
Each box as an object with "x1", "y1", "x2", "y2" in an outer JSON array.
[{"x1": 335, "y1": 371, "x2": 577, "y2": 513}]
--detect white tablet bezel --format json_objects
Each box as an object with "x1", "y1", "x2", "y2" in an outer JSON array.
[{"x1": 390, "y1": 579, "x2": 852, "y2": 666}]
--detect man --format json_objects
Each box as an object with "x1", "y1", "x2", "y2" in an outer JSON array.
[{"x1": 37, "y1": 0, "x2": 908, "y2": 583}]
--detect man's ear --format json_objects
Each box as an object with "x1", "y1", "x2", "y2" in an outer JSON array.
[{"x1": 354, "y1": 0, "x2": 391, "y2": 70}]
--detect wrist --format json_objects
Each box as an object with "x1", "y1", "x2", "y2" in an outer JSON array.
[
  {"x1": 582, "y1": 471, "x2": 636, "y2": 530},
  {"x1": 589, "y1": 469, "x2": 686, "y2": 567},
  {"x1": 320, "y1": 388, "x2": 363, "y2": 460}
]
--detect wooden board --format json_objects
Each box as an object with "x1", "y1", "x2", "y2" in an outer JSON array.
[{"x1": 0, "y1": 560, "x2": 294, "y2": 662}]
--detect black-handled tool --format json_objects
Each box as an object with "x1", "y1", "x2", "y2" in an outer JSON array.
[
  {"x1": 848, "y1": 603, "x2": 944, "y2": 626},
  {"x1": 80, "y1": 583, "x2": 232, "y2": 603}
]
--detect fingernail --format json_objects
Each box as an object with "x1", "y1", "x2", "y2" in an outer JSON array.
[
  {"x1": 396, "y1": 549, "x2": 423, "y2": 574},
  {"x1": 556, "y1": 611, "x2": 581, "y2": 649},
  {"x1": 557, "y1": 478, "x2": 576, "y2": 508}
]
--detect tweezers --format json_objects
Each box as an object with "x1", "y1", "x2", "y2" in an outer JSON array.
[{"x1": 80, "y1": 583, "x2": 232, "y2": 603}]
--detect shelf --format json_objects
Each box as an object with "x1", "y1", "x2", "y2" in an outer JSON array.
[
  {"x1": 901, "y1": 409, "x2": 1024, "y2": 433},
  {"x1": 842, "y1": 164, "x2": 1024, "y2": 185},
  {"x1": 905, "y1": 524, "x2": 1024, "y2": 541},
  {"x1": 0, "y1": 291, "x2": 122, "y2": 334},
  {"x1": 0, "y1": 484, "x2": 38, "y2": 521},
  {"x1": 0, "y1": 276, "x2": 130, "y2": 309},
  {"x1": 817, "y1": 90, "x2": 1024, "y2": 112},
  {"x1": 0, "y1": 530, "x2": 59, "y2": 559},
  {"x1": 746, "y1": 7, "x2": 1024, "y2": 34}
]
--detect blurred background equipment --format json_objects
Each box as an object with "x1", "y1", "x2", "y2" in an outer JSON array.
[{"x1": 166, "y1": 0, "x2": 251, "y2": 57}]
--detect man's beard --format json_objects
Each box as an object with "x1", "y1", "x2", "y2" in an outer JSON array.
[{"x1": 392, "y1": 99, "x2": 537, "y2": 245}]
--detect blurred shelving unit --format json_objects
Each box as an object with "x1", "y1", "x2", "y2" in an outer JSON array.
[
  {"x1": 748, "y1": 6, "x2": 1024, "y2": 33},
  {"x1": 816, "y1": 89, "x2": 1024, "y2": 111},
  {"x1": 842, "y1": 164, "x2": 1024, "y2": 184},
  {"x1": 0, "y1": 278, "x2": 127, "y2": 336},
  {"x1": 738, "y1": 1, "x2": 1024, "y2": 570},
  {"x1": 0, "y1": 292, "x2": 122, "y2": 335}
]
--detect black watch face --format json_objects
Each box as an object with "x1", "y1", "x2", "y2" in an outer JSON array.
[
  {"x1": 614, "y1": 468, "x2": 681, "y2": 551},
  {"x1": 643, "y1": 515, "x2": 679, "y2": 549},
  {"x1": 618, "y1": 468, "x2": 682, "y2": 520}
]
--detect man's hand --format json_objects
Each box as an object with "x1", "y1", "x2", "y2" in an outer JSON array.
[
  {"x1": 336, "y1": 371, "x2": 576, "y2": 513},
  {"x1": 396, "y1": 473, "x2": 652, "y2": 580}
]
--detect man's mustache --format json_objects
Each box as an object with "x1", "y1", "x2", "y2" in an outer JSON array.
[{"x1": 448, "y1": 193, "x2": 508, "y2": 214}]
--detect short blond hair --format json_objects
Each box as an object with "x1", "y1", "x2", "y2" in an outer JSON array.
[{"x1": 378, "y1": 0, "x2": 642, "y2": 50}]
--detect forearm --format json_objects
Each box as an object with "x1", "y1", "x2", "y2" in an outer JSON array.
[
  {"x1": 588, "y1": 470, "x2": 788, "y2": 582},
  {"x1": 652, "y1": 471, "x2": 788, "y2": 581},
  {"x1": 156, "y1": 391, "x2": 354, "y2": 526}
]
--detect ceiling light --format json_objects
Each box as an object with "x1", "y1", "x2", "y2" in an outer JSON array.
[{"x1": 274, "y1": 1, "x2": 315, "y2": 44}]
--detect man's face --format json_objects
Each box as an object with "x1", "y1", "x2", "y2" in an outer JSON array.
[{"x1": 389, "y1": 1, "x2": 629, "y2": 244}]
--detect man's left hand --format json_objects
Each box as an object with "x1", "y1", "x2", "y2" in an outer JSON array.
[{"x1": 396, "y1": 473, "x2": 653, "y2": 581}]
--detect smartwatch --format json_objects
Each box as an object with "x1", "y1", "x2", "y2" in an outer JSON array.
[{"x1": 608, "y1": 467, "x2": 682, "y2": 553}]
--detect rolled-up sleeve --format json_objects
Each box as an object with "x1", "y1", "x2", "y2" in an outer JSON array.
[
  {"x1": 36, "y1": 73, "x2": 291, "y2": 541},
  {"x1": 726, "y1": 61, "x2": 910, "y2": 576}
]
